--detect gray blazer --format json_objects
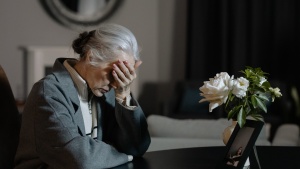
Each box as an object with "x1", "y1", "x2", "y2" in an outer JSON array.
[{"x1": 14, "y1": 58, "x2": 151, "y2": 169}]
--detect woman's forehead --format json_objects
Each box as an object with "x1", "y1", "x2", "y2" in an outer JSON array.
[
  {"x1": 115, "y1": 53, "x2": 135, "y2": 65},
  {"x1": 106, "y1": 56, "x2": 135, "y2": 67},
  {"x1": 119, "y1": 52, "x2": 134, "y2": 61}
]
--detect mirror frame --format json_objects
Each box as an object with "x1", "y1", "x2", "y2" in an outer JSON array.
[{"x1": 39, "y1": 0, "x2": 123, "y2": 31}]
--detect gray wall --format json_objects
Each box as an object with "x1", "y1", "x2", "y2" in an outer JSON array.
[{"x1": 0, "y1": 0, "x2": 186, "y2": 114}]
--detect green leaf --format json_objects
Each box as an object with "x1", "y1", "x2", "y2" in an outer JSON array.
[
  {"x1": 227, "y1": 106, "x2": 238, "y2": 119},
  {"x1": 257, "y1": 94, "x2": 270, "y2": 102},
  {"x1": 237, "y1": 107, "x2": 246, "y2": 128},
  {"x1": 255, "y1": 97, "x2": 267, "y2": 113},
  {"x1": 249, "y1": 114, "x2": 264, "y2": 122},
  {"x1": 261, "y1": 81, "x2": 271, "y2": 89},
  {"x1": 251, "y1": 95, "x2": 258, "y2": 108}
]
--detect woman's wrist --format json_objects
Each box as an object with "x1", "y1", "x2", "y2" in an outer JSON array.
[{"x1": 115, "y1": 88, "x2": 130, "y2": 100}]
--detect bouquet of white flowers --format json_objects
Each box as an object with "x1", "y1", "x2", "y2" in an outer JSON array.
[{"x1": 199, "y1": 66, "x2": 282, "y2": 127}]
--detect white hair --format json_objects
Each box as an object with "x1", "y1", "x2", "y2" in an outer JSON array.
[{"x1": 72, "y1": 23, "x2": 141, "y2": 66}]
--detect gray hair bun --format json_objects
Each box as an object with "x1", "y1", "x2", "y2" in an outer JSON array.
[{"x1": 72, "y1": 30, "x2": 95, "y2": 56}]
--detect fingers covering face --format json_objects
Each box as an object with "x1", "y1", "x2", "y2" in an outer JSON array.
[{"x1": 112, "y1": 60, "x2": 136, "y2": 86}]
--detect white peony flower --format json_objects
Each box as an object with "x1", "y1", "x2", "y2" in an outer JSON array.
[
  {"x1": 259, "y1": 77, "x2": 267, "y2": 86},
  {"x1": 269, "y1": 87, "x2": 282, "y2": 101},
  {"x1": 232, "y1": 77, "x2": 249, "y2": 98},
  {"x1": 199, "y1": 72, "x2": 234, "y2": 112},
  {"x1": 199, "y1": 67, "x2": 283, "y2": 128}
]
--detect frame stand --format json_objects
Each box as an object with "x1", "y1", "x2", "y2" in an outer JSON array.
[{"x1": 249, "y1": 146, "x2": 262, "y2": 169}]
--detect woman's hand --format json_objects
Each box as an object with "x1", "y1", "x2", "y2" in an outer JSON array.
[{"x1": 112, "y1": 59, "x2": 142, "y2": 100}]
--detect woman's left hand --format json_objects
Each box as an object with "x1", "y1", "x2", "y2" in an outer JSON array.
[{"x1": 112, "y1": 60, "x2": 142, "y2": 99}]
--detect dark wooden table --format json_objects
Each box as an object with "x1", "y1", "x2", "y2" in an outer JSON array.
[{"x1": 113, "y1": 146, "x2": 300, "y2": 169}]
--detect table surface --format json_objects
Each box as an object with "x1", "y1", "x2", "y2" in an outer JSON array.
[{"x1": 113, "y1": 146, "x2": 300, "y2": 169}]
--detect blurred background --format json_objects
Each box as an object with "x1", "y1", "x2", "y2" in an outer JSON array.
[{"x1": 0, "y1": 0, "x2": 299, "y2": 127}]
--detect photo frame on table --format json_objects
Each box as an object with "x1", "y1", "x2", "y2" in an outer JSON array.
[{"x1": 216, "y1": 119, "x2": 264, "y2": 169}]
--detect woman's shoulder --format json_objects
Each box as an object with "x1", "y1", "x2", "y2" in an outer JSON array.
[{"x1": 30, "y1": 71, "x2": 76, "y2": 99}]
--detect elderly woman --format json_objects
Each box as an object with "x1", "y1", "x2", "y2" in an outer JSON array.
[{"x1": 14, "y1": 23, "x2": 151, "y2": 169}]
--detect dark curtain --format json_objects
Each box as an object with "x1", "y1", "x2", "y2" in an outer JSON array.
[
  {"x1": 186, "y1": 0, "x2": 300, "y2": 125},
  {"x1": 187, "y1": 0, "x2": 300, "y2": 83}
]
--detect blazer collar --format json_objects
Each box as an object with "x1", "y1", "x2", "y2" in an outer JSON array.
[
  {"x1": 52, "y1": 58, "x2": 86, "y2": 134},
  {"x1": 52, "y1": 58, "x2": 81, "y2": 106}
]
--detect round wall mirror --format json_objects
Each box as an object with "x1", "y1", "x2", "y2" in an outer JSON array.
[{"x1": 39, "y1": 0, "x2": 123, "y2": 31}]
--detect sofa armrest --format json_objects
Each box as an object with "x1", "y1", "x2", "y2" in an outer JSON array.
[{"x1": 272, "y1": 124, "x2": 300, "y2": 146}]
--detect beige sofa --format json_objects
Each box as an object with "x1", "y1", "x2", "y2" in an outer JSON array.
[{"x1": 146, "y1": 115, "x2": 300, "y2": 152}]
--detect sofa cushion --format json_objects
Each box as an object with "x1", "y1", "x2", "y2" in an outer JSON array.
[
  {"x1": 147, "y1": 137, "x2": 225, "y2": 152},
  {"x1": 147, "y1": 137, "x2": 271, "y2": 152},
  {"x1": 147, "y1": 115, "x2": 269, "y2": 141},
  {"x1": 272, "y1": 124, "x2": 300, "y2": 146}
]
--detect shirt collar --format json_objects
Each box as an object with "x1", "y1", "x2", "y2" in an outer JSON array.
[{"x1": 63, "y1": 59, "x2": 90, "y2": 101}]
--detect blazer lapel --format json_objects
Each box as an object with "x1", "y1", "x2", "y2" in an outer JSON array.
[
  {"x1": 52, "y1": 58, "x2": 86, "y2": 136},
  {"x1": 73, "y1": 105, "x2": 85, "y2": 136},
  {"x1": 95, "y1": 90, "x2": 116, "y2": 139},
  {"x1": 95, "y1": 98, "x2": 103, "y2": 140},
  {"x1": 62, "y1": 78, "x2": 86, "y2": 136}
]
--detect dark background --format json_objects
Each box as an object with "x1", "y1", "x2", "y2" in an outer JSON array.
[
  {"x1": 187, "y1": 0, "x2": 300, "y2": 82},
  {"x1": 184, "y1": 0, "x2": 300, "y2": 125}
]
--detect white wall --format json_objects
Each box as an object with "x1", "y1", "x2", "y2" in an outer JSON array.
[
  {"x1": 0, "y1": 0, "x2": 76, "y2": 100},
  {"x1": 0, "y1": 0, "x2": 186, "y2": 111}
]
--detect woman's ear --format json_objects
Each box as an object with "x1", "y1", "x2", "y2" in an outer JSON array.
[
  {"x1": 134, "y1": 60, "x2": 142, "y2": 69},
  {"x1": 85, "y1": 50, "x2": 92, "y2": 61},
  {"x1": 83, "y1": 50, "x2": 95, "y2": 64}
]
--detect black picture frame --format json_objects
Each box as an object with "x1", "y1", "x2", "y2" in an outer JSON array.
[{"x1": 216, "y1": 119, "x2": 264, "y2": 169}]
